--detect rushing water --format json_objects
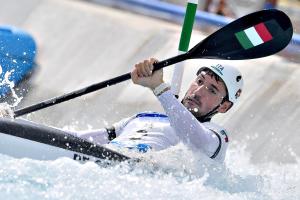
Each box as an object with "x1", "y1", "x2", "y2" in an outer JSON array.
[
  {"x1": 0, "y1": 70, "x2": 23, "y2": 107},
  {"x1": 1, "y1": 0, "x2": 299, "y2": 198},
  {"x1": 0, "y1": 142, "x2": 298, "y2": 200}
]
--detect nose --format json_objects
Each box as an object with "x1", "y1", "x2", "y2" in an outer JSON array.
[
  {"x1": 189, "y1": 86, "x2": 206, "y2": 102},
  {"x1": 193, "y1": 85, "x2": 207, "y2": 96}
]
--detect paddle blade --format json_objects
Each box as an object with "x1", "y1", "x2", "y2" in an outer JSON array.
[{"x1": 188, "y1": 9, "x2": 293, "y2": 60}]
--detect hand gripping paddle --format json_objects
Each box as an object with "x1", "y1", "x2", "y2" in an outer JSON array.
[{"x1": 14, "y1": 9, "x2": 293, "y2": 117}]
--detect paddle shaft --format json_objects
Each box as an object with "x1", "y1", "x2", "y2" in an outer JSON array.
[
  {"x1": 13, "y1": 53, "x2": 187, "y2": 117},
  {"x1": 13, "y1": 10, "x2": 293, "y2": 117}
]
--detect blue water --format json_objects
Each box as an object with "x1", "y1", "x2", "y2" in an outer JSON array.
[{"x1": 0, "y1": 143, "x2": 298, "y2": 200}]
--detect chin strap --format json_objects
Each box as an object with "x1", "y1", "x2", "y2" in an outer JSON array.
[{"x1": 195, "y1": 97, "x2": 227, "y2": 123}]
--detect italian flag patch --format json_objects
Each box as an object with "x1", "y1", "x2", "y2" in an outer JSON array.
[{"x1": 235, "y1": 22, "x2": 273, "y2": 50}]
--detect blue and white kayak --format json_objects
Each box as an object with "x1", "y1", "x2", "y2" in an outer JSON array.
[
  {"x1": 0, "y1": 118, "x2": 130, "y2": 163},
  {"x1": 0, "y1": 25, "x2": 37, "y2": 96}
]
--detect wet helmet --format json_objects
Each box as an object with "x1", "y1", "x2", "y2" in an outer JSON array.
[{"x1": 197, "y1": 64, "x2": 243, "y2": 104}]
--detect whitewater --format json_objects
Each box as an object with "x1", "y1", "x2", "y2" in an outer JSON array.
[
  {"x1": 0, "y1": 143, "x2": 299, "y2": 199},
  {"x1": 0, "y1": 0, "x2": 299, "y2": 199}
]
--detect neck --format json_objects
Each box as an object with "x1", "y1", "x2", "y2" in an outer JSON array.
[{"x1": 196, "y1": 115, "x2": 212, "y2": 123}]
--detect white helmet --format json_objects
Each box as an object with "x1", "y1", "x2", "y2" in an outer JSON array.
[{"x1": 198, "y1": 64, "x2": 243, "y2": 104}]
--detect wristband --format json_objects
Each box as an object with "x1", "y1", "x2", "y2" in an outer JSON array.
[
  {"x1": 105, "y1": 127, "x2": 116, "y2": 141},
  {"x1": 152, "y1": 82, "x2": 171, "y2": 96}
]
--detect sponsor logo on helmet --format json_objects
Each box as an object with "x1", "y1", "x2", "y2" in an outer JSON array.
[
  {"x1": 236, "y1": 75, "x2": 242, "y2": 82},
  {"x1": 235, "y1": 89, "x2": 242, "y2": 99},
  {"x1": 211, "y1": 64, "x2": 224, "y2": 75}
]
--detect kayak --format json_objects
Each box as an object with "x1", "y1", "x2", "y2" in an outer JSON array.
[
  {"x1": 0, "y1": 25, "x2": 37, "y2": 96},
  {"x1": 0, "y1": 118, "x2": 130, "y2": 163}
]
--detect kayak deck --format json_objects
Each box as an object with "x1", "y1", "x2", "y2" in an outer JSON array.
[{"x1": 0, "y1": 118, "x2": 130, "y2": 162}]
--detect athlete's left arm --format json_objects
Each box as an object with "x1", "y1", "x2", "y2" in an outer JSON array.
[
  {"x1": 66, "y1": 116, "x2": 133, "y2": 145},
  {"x1": 157, "y1": 90, "x2": 220, "y2": 155}
]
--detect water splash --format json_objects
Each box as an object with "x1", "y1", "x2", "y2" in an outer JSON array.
[
  {"x1": 0, "y1": 69, "x2": 23, "y2": 107},
  {"x1": 0, "y1": 106, "x2": 296, "y2": 198},
  {"x1": 0, "y1": 102, "x2": 14, "y2": 118},
  {"x1": 0, "y1": 142, "x2": 298, "y2": 200},
  {"x1": 0, "y1": 119, "x2": 298, "y2": 200}
]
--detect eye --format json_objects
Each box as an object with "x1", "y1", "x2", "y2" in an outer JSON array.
[
  {"x1": 197, "y1": 79, "x2": 203, "y2": 85},
  {"x1": 209, "y1": 88, "x2": 217, "y2": 95}
]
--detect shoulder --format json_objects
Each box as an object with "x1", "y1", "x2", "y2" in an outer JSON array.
[
  {"x1": 203, "y1": 122, "x2": 229, "y2": 161},
  {"x1": 203, "y1": 122, "x2": 229, "y2": 143}
]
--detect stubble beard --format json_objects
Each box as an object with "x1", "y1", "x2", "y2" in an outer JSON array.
[{"x1": 181, "y1": 96, "x2": 205, "y2": 119}]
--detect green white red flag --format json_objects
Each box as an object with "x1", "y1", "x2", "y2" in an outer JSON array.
[{"x1": 235, "y1": 22, "x2": 273, "y2": 50}]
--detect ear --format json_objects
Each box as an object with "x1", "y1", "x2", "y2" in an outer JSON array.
[{"x1": 217, "y1": 101, "x2": 232, "y2": 113}]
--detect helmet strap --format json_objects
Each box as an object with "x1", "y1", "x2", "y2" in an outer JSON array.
[{"x1": 196, "y1": 97, "x2": 227, "y2": 123}]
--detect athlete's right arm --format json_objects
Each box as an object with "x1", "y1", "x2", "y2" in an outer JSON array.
[
  {"x1": 157, "y1": 90, "x2": 220, "y2": 157},
  {"x1": 130, "y1": 58, "x2": 220, "y2": 157}
]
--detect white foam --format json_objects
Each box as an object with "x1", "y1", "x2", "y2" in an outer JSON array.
[{"x1": 0, "y1": 142, "x2": 298, "y2": 200}]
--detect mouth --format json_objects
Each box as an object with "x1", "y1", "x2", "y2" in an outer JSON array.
[{"x1": 185, "y1": 97, "x2": 201, "y2": 108}]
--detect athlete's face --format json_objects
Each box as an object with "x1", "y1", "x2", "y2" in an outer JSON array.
[{"x1": 182, "y1": 71, "x2": 231, "y2": 118}]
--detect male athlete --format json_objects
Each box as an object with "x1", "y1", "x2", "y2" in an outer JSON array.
[{"x1": 72, "y1": 58, "x2": 243, "y2": 163}]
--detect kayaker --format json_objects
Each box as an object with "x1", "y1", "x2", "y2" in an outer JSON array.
[{"x1": 72, "y1": 58, "x2": 243, "y2": 163}]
